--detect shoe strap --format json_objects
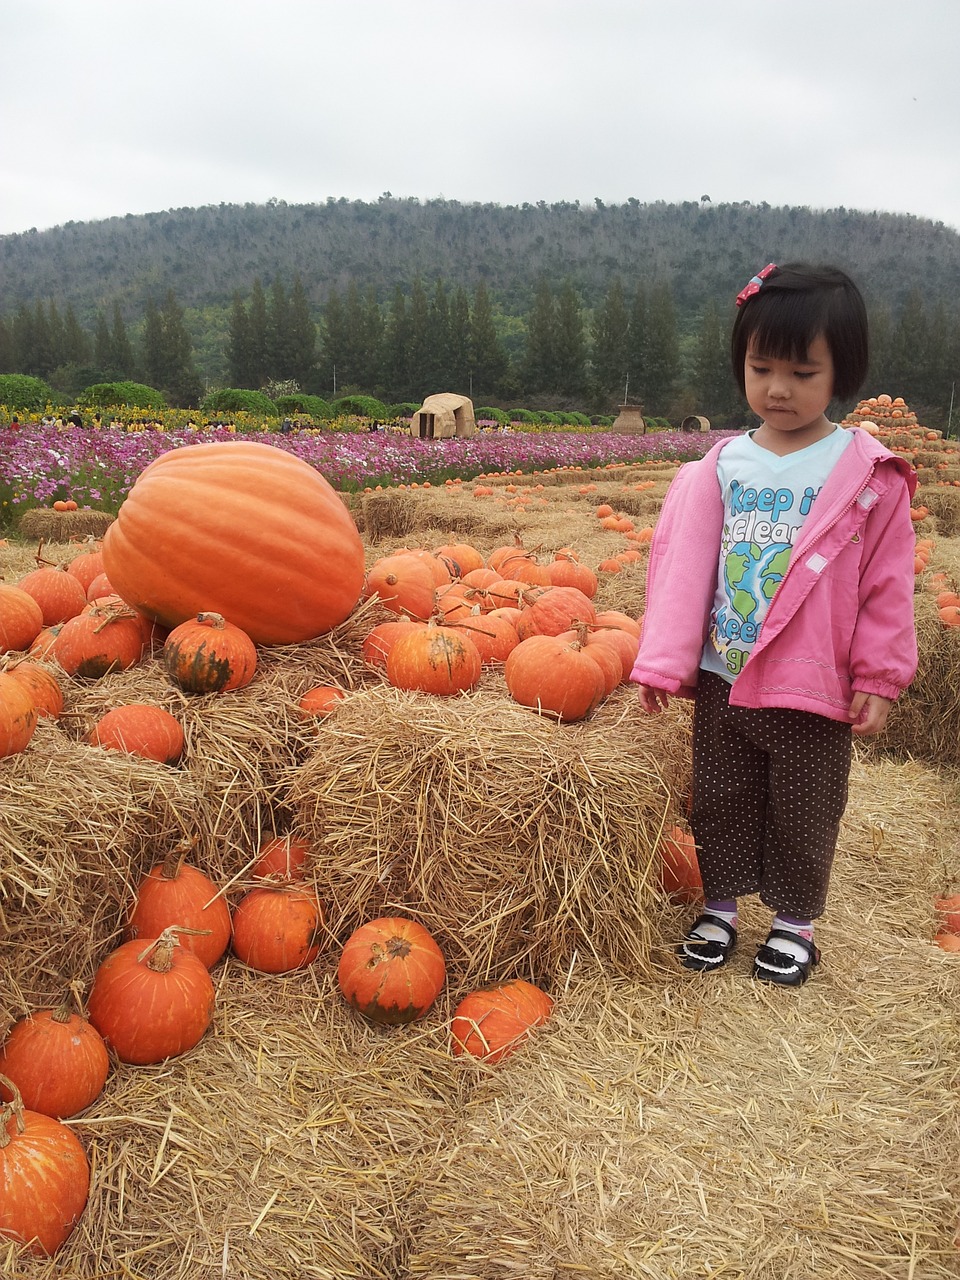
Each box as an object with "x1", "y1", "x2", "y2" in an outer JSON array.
[
  {"x1": 762, "y1": 928, "x2": 819, "y2": 964},
  {"x1": 688, "y1": 912, "x2": 737, "y2": 944}
]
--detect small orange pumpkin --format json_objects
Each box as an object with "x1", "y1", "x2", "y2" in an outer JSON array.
[
  {"x1": 298, "y1": 685, "x2": 346, "y2": 717},
  {"x1": 126, "y1": 844, "x2": 231, "y2": 969},
  {"x1": 88, "y1": 703, "x2": 184, "y2": 764},
  {"x1": 163, "y1": 612, "x2": 257, "y2": 693},
  {"x1": 231, "y1": 885, "x2": 325, "y2": 973},
  {"x1": 386, "y1": 622, "x2": 482, "y2": 696},
  {"x1": 0, "y1": 671, "x2": 39, "y2": 758},
  {"x1": 252, "y1": 834, "x2": 309, "y2": 882},
  {"x1": 0, "y1": 990, "x2": 109, "y2": 1120},
  {"x1": 337, "y1": 917, "x2": 446, "y2": 1025},
  {"x1": 87, "y1": 928, "x2": 216, "y2": 1064},
  {"x1": 660, "y1": 825, "x2": 703, "y2": 902},
  {"x1": 0, "y1": 583, "x2": 44, "y2": 653},
  {"x1": 450, "y1": 979, "x2": 553, "y2": 1064},
  {"x1": 0, "y1": 1075, "x2": 90, "y2": 1255}
]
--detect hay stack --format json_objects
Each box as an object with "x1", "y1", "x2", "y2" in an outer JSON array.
[
  {"x1": 289, "y1": 685, "x2": 689, "y2": 984},
  {"x1": 879, "y1": 590, "x2": 960, "y2": 767},
  {"x1": 18, "y1": 508, "x2": 114, "y2": 542}
]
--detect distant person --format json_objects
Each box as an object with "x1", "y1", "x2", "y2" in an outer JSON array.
[
  {"x1": 633, "y1": 262, "x2": 918, "y2": 987},
  {"x1": 67, "y1": 410, "x2": 83, "y2": 429},
  {"x1": 280, "y1": 417, "x2": 293, "y2": 435},
  {"x1": 6, "y1": 414, "x2": 19, "y2": 430}
]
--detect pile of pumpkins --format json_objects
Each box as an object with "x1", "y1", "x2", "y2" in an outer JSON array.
[{"x1": 0, "y1": 830, "x2": 557, "y2": 1257}]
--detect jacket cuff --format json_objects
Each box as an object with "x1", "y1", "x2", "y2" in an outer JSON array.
[
  {"x1": 851, "y1": 678, "x2": 902, "y2": 701},
  {"x1": 629, "y1": 666, "x2": 683, "y2": 694}
]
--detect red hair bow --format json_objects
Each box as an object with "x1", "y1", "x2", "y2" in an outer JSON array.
[{"x1": 735, "y1": 263, "x2": 777, "y2": 307}]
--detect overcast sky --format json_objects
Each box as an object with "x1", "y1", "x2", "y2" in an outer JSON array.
[{"x1": 2, "y1": 0, "x2": 959, "y2": 238}]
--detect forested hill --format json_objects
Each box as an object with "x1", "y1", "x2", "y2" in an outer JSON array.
[{"x1": 3, "y1": 197, "x2": 960, "y2": 321}]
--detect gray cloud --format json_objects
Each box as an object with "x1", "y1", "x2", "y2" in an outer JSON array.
[{"x1": 2, "y1": 0, "x2": 958, "y2": 235}]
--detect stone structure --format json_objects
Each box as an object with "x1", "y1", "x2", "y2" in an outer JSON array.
[{"x1": 409, "y1": 393, "x2": 476, "y2": 440}]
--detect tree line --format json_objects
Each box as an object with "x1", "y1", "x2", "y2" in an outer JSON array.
[{"x1": 1, "y1": 273, "x2": 958, "y2": 429}]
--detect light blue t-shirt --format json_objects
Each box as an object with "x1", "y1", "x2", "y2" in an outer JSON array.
[{"x1": 701, "y1": 427, "x2": 853, "y2": 683}]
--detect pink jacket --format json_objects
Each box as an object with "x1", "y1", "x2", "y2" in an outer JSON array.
[{"x1": 629, "y1": 428, "x2": 919, "y2": 720}]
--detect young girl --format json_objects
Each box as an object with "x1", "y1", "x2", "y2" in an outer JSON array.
[{"x1": 632, "y1": 262, "x2": 918, "y2": 986}]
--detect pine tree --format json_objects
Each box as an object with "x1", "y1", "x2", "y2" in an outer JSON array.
[
  {"x1": 591, "y1": 279, "x2": 630, "y2": 400},
  {"x1": 143, "y1": 290, "x2": 202, "y2": 406},
  {"x1": 428, "y1": 279, "x2": 452, "y2": 389},
  {"x1": 382, "y1": 286, "x2": 410, "y2": 400},
  {"x1": 32, "y1": 300, "x2": 54, "y2": 377},
  {"x1": 47, "y1": 301, "x2": 66, "y2": 371},
  {"x1": 470, "y1": 281, "x2": 507, "y2": 400},
  {"x1": 694, "y1": 299, "x2": 735, "y2": 417},
  {"x1": 524, "y1": 276, "x2": 556, "y2": 394},
  {"x1": 407, "y1": 277, "x2": 430, "y2": 400},
  {"x1": 111, "y1": 302, "x2": 135, "y2": 378},
  {"x1": 12, "y1": 304, "x2": 35, "y2": 376},
  {"x1": 923, "y1": 299, "x2": 951, "y2": 416},
  {"x1": 267, "y1": 278, "x2": 293, "y2": 380},
  {"x1": 889, "y1": 288, "x2": 927, "y2": 405},
  {"x1": 63, "y1": 304, "x2": 90, "y2": 366},
  {"x1": 228, "y1": 292, "x2": 255, "y2": 386},
  {"x1": 94, "y1": 310, "x2": 112, "y2": 372},
  {"x1": 642, "y1": 281, "x2": 680, "y2": 413},
  {"x1": 320, "y1": 287, "x2": 348, "y2": 396},
  {"x1": 0, "y1": 315, "x2": 14, "y2": 374},
  {"x1": 554, "y1": 281, "x2": 587, "y2": 398},
  {"x1": 248, "y1": 279, "x2": 268, "y2": 388},
  {"x1": 343, "y1": 282, "x2": 366, "y2": 388},
  {"x1": 288, "y1": 275, "x2": 316, "y2": 388},
  {"x1": 360, "y1": 287, "x2": 384, "y2": 390},
  {"x1": 626, "y1": 284, "x2": 647, "y2": 404},
  {"x1": 448, "y1": 286, "x2": 472, "y2": 393}
]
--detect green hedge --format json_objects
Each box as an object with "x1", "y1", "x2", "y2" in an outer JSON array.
[
  {"x1": 0, "y1": 374, "x2": 54, "y2": 412},
  {"x1": 78, "y1": 381, "x2": 167, "y2": 410},
  {"x1": 331, "y1": 395, "x2": 391, "y2": 419},
  {"x1": 475, "y1": 405, "x2": 509, "y2": 424},
  {"x1": 201, "y1": 388, "x2": 279, "y2": 418},
  {"x1": 274, "y1": 394, "x2": 334, "y2": 420}
]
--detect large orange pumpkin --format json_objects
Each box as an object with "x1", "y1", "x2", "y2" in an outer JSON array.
[
  {"x1": 0, "y1": 1076, "x2": 90, "y2": 1255},
  {"x1": 450, "y1": 979, "x2": 553, "y2": 1064},
  {"x1": 49, "y1": 602, "x2": 146, "y2": 678},
  {"x1": 4, "y1": 660, "x2": 64, "y2": 719},
  {"x1": 101, "y1": 441, "x2": 365, "y2": 644},
  {"x1": 338, "y1": 917, "x2": 446, "y2": 1025}
]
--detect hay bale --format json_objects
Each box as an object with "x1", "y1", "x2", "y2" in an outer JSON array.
[
  {"x1": 289, "y1": 686, "x2": 688, "y2": 984},
  {"x1": 879, "y1": 592, "x2": 960, "y2": 766},
  {"x1": 361, "y1": 490, "x2": 420, "y2": 541},
  {"x1": 18, "y1": 508, "x2": 114, "y2": 542},
  {"x1": 0, "y1": 719, "x2": 203, "y2": 1017}
]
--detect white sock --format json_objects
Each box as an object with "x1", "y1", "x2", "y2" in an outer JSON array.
[
  {"x1": 693, "y1": 901, "x2": 737, "y2": 944},
  {"x1": 770, "y1": 914, "x2": 814, "y2": 962}
]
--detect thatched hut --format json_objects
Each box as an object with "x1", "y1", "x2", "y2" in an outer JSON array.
[{"x1": 409, "y1": 393, "x2": 476, "y2": 439}]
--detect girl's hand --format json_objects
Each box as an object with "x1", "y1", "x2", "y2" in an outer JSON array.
[
  {"x1": 637, "y1": 684, "x2": 670, "y2": 714},
  {"x1": 848, "y1": 692, "x2": 893, "y2": 736}
]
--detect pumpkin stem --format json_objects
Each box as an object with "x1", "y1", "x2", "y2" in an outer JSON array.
[
  {"x1": 51, "y1": 979, "x2": 86, "y2": 1024},
  {"x1": 195, "y1": 612, "x2": 227, "y2": 629},
  {"x1": 138, "y1": 924, "x2": 211, "y2": 971},
  {"x1": 160, "y1": 836, "x2": 198, "y2": 880},
  {"x1": 0, "y1": 1074, "x2": 26, "y2": 1143}
]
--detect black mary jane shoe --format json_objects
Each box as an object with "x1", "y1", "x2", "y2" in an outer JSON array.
[
  {"x1": 677, "y1": 912, "x2": 738, "y2": 972},
  {"x1": 752, "y1": 929, "x2": 821, "y2": 987}
]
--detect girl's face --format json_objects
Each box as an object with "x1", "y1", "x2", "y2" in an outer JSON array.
[{"x1": 744, "y1": 333, "x2": 836, "y2": 453}]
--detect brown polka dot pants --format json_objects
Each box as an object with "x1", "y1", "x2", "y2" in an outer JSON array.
[{"x1": 690, "y1": 671, "x2": 852, "y2": 920}]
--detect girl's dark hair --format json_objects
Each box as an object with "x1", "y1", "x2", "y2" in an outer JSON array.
[{"x1": 730, "y1": 262, "x2": 869, "y2": 401}]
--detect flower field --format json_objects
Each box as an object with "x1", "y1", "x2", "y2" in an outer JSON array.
[{"x1": 0, "y1": 422, "x2": 724, "y2": 526}]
